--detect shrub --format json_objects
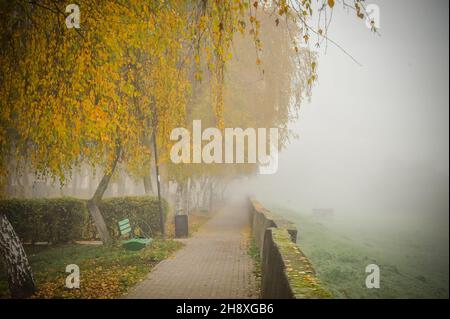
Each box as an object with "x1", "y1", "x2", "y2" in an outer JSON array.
[
  {"x1": 0, "y1": 196, "x2": 169, "y2": 243},
  {"x1": 0, "y1": 197, "x2": 88, "y2": 244},
  {"x1": 98, "y1": 196, "x2": 168, "y2": 239}
]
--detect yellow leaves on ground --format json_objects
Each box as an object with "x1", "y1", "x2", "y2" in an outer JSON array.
[
  {"x1": 27, "y1": 240, "x2": 183, "y2": 299},
  {"x1": 33, "y1": 265, "x2": 141, "y2": 299}
]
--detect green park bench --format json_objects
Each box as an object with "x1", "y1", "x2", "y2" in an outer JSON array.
[{"x1": 118, "y1": 218, "x2": 153, "y2": 251}]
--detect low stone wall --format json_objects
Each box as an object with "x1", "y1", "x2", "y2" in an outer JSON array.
[{"x1": 249, "y1": 198, "x2": 331, "y2": 299}]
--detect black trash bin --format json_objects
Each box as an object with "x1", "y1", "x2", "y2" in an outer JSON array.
[{"x1": 174, "y1": 214, "x2": 188, "y2": 238}]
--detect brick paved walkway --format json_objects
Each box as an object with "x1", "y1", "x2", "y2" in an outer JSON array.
[{"x1": 124, "y1": 204, "x2": 259, "y2": 299}]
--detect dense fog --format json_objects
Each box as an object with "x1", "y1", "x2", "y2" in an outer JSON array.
[
  {"x1": 1, "y1": 0, "x2": 448, "y2": 299},
  {"x1": 231, "y1": 0, "x2": 448, "y2": 226},
  {"x1": 227, "y1": 0, "x2": 449, "y2": 296}
]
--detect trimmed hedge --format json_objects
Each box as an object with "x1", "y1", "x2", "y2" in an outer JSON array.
[
  {"x1": 0, "y1": 196, "x2": 168, "y2": 244},
  {"x1": 98, "y1": 196, "x2": 168, "y2": 239},
  {"x1": 0, "y1": 197, "x2": 88, "y2": 244}
]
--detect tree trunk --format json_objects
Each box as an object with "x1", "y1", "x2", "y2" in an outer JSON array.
[
  {"x1": 87, "y1": 200, "x2": 111, "y2": 244},
  {"x1": 143, "y1": 128, "x2": 154, "y2": 196},
  {"x1": 143, "y1": 174, "x2": 153, "y2": 195},
  {"x1": 22, "y1": 172, "x2": 31, "y2": 198},
  {"x1": 118, "y1": 173, "x2": 126, "y2": 196},
  {"x1": 87, "y1": 146, "x2": 121, "y2": 245},
  {"x1": 193, "y1": 179, "x2": 200, "y2": 210},
  {"x1": 184, "y1": 178, "x2": 190, "y2": 215},
  {"x1": 0, "y1": 214, "x2": 36, "y2": 298},
  {"x1": 6, "y1": 168, "x2": 15, "y2": 197},
  {"x1": 200, "y1": 177, "x2": 209, "y2": 210},
  {"x1": 72, "y1": 170, "x2": 79, "y2": 197},
  {"x1": 88, "y1": 171, "x2": 95, "y2": 195}
]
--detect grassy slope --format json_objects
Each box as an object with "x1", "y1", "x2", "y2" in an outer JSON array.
[{"x1": 267, "y1": 205, "x2": 448, "y2": 299}]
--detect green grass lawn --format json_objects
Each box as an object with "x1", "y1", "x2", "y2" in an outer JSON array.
[
  {"x1": 0, "y1": 239, "x2": 182, "y2": 299},
  {"x1": 267, "y1": 205, "x2": 449, "y2": 299}
]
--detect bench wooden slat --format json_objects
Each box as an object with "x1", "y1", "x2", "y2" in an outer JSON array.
[
  {"x1": 118, "y1": 219, "x2": 130, "y2": 227},
  {"x1": 119, "y1": 223, "x2": 131, "y2": 231},
  {"x1": 120, "y1": 226, "x2": 132, "y2": 235}
]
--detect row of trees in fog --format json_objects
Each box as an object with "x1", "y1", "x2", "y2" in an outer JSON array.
[
  {"x1": 0, "y1": 0, "x2": 373, "y2": 297},
  {"x1": 0, "y1": 0, "x2": 321, "y2": 242}
]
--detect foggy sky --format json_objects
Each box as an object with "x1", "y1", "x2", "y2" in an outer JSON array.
[{"x1": 239, "y1": 0, "x2": 449, "y2": 224}]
